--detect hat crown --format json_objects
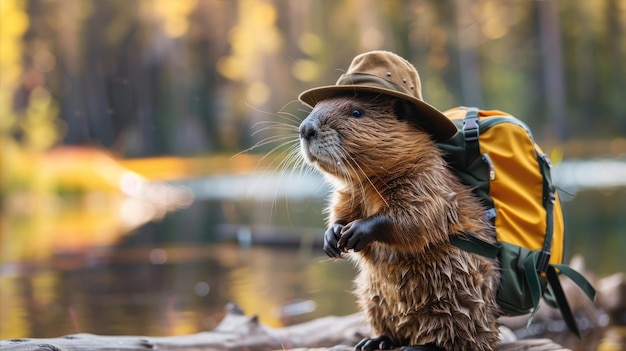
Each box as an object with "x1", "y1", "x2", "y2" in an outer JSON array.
[
  {"x1": 297, "y1": 50, "x2": 459, "y2": 142},
  {"x1": 341, "y1": 51, "x2": 423, "y2": 101}
]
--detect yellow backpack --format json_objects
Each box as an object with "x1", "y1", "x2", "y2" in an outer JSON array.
[{"x1": 438, "y1": 107, "x2": 595, "y2": 336}]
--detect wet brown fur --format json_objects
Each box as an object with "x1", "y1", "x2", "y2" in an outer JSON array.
[{"x1": 300, "y1": 95, "x2": 501, "y2": 351}]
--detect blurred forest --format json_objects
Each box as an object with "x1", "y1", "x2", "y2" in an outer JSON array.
[
  {"x1": 1, "y1": 0, "x2": 625, "y2": 164},
  {"x1": 1, "y1": 0, "x2": 626, "y2": 343}
]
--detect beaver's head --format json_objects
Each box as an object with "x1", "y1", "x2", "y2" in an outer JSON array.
[{"x1": 299, "y1": 94, "x2": 440, "y2": 183}]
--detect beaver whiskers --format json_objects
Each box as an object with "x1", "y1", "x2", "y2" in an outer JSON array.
[
  {"x1": 241, "y1": 107, "x2": 392, "y2": 229},
  {"x1": 232, "y1": 102, "x2": 317, "y2": 210}
]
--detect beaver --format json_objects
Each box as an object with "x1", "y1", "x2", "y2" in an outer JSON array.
[{"x1": 297, "y1": 51, "x2": 501, "y2": 351}]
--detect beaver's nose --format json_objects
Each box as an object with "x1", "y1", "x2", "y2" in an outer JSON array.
[{"x1": 299, "y1": 120, "x2": 318, "y2": 140}]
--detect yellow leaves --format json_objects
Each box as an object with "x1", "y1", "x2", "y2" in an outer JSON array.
[
  {"x1": 20, "y1": 87, "x2": 62, "y2": 152},
  {"x1": 246, "y1": 81, "x2": 271, "y2": 106},
  {"x1": 481, "y1": 17, "x2": 508, "y2": 40},
  {"x1": 146, "y1": 0, "x2": 197, "y2": 38},
  {"x1": 298, "y1": 32, "x2": 323, "y2": 56},
  {"x1": 0, "y1": 2, "x2": 62, "y2": 184},
  {"x1": 253, "y1": 1, "x2": 278, "y2": 27},
  {"x1": 291, "y1": 59, "x2": 319, "y2": 83},
  {"x1": 550, "y1": 147, "x2": 564, "y2": 166},
  {"x1": 292, "y1": 32, "x2": 323, "y2": 82},
  {"x1": 217, "y1": 55, "x2": 245, "y2": 81},
  {"x1": 471, "y1": 0, "x2": 510, "y2": 40},
  {"x1": 0, "y1": 0, "x2": 27, "y2": 119},
  {"x1": 27, "y1": 87, "x2": 53, "y2": 114},
  {"x1": 0, "y1": 0, "x2": 59, "y2": 193},
  {"x1": 0, "y1": 0, "x2": 29, "y2": 39},
  {"x1": 216, "y1": 0, "x2": 283, "y2": 90}
]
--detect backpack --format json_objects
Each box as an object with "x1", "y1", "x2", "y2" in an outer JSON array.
[{"x1": 437, "y1": 107, "x2": 596, "y2": 336}]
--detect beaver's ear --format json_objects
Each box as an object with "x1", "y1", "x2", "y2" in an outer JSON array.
[{"x1": 393, "y1": 99, "x2": 435, "y2": 134}]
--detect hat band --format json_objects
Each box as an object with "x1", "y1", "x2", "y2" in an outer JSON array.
[{"x1": 336, "y1": 73, "x2": 413, "y2": 97}]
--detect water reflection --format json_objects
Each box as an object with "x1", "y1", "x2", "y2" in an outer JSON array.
[
  {"x1": 1, "y1": 178, "x2": 625, "y2": 349},
  {"x1": 561, "y1": 188, "x2": 626, "y2": 276},
  {"x1": 0, "y1": 239, "x2": 357, "y2": 338},
  {"x1": 554, "y1": 159, "x2": 626, "y2": 192}
]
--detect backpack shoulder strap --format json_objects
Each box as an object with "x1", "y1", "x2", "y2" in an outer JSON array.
[
  {"x1": 537, "y1": 153, "x2": 556, "y2": 272},
  {"x1": 450, "y1": 234, "x2": 499, "y2": 259}
]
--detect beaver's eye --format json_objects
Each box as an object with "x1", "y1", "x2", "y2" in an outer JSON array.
[{"x1": 350, "y1": 109, "x2": 363, "y2": 118}]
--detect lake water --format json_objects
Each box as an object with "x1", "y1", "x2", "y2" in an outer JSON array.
[{"x1": 1, "y1": 174, "x2": 625, "y2": 350}]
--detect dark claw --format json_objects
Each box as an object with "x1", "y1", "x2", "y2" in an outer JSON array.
[
  {"x1": 337, "y1": 216, "x2": 390, "y2": 252},
  {"x1": 338, "y1": 219, "x2": 369, "y2": 252},
  {"x1": 400, "y1": 343, "x2": 445, "y2": 351},
  {"x1": 323, "y1": 223, "x2": 344, "y2": 258},
  {"x1": 355, "y1": 335, "x2": 397, "y2": 351}
]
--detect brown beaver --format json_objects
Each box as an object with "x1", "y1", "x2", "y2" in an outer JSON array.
[{"x1": 297, "y1": 51, "x2": 501, "y2": 351}]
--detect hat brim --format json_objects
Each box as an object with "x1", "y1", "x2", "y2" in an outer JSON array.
[{"x1": 298, "y1": 85, "x2": 458, "y2": 142}]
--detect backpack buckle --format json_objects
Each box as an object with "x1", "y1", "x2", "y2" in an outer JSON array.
[
  {"x1": 536, "y1": 250, "x2": 551, "y2": 273},
  {"x1": 462, "y1": 107, "x2": 480, "y2": 142}
]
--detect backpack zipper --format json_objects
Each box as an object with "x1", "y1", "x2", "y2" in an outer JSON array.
[{"x1": 482, "y1": 153, "x2": 496, "y2": 180}]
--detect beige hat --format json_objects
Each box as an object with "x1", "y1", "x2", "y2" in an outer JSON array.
[{"x1": 298, "y1": 50, "x2": 457, "y2": 141}]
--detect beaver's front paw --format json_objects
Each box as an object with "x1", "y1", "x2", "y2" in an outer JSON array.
[
  {"x1": 355, "y1": 335, "x2": 397, "y2": 351},
  {"x1": 337, "y1": 216, "x2": 390, "y2": 252},
  {"x1": 323, "y1": 223, "x2": 344, "y2": 258}
]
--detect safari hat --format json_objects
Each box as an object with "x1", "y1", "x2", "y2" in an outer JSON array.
[{"x1": 299, "y1": 50, "x2": 457, "y2": 141}]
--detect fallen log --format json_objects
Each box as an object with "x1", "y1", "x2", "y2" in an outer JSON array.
[
  {"x1": 596, "y1": 272, "x2": 626, "y2": 324},
  {"x1": 0, "y1": 303, "x2": 570, "y2": 351}
]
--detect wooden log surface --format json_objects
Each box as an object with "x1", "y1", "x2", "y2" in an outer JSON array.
[{"x1": 0, "y1": 303, "x2": 570, "y2": 351}]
